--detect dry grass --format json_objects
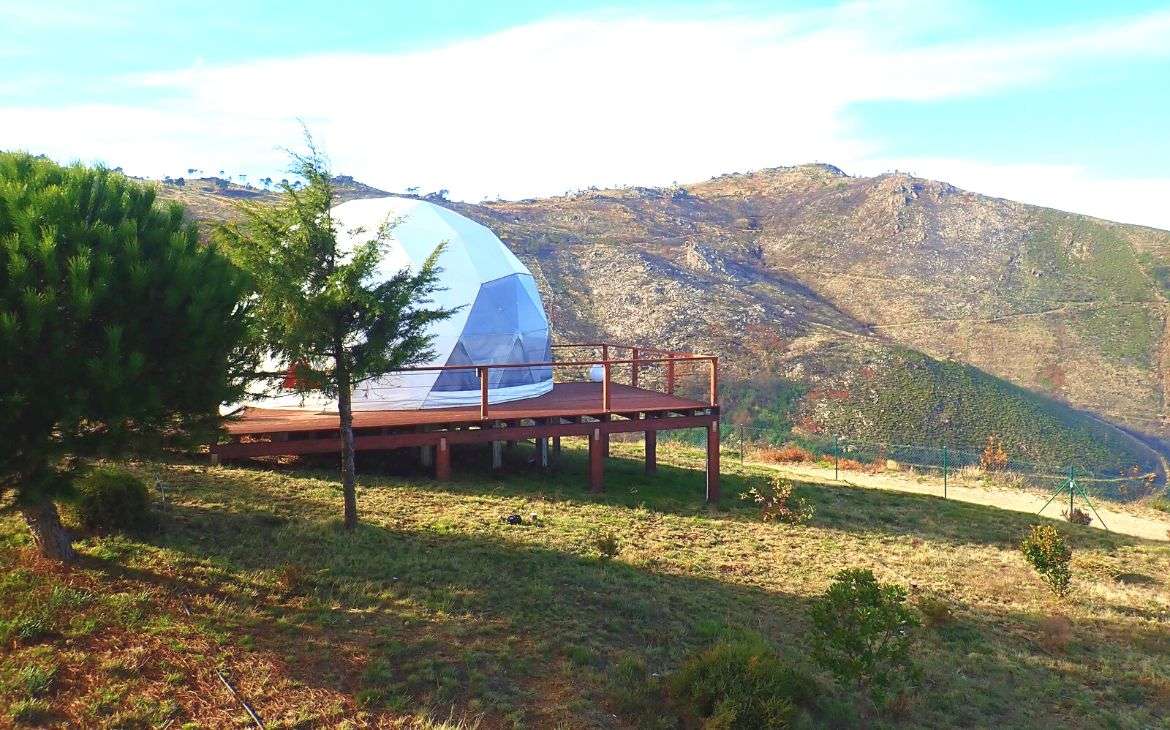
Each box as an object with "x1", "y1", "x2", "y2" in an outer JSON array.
[
  {"x1": 1, "y1": 440, "x2": 1168, "y2": 728},
  {"x1": 753, "y1": 443, "x2": 815, "y2": 464}
]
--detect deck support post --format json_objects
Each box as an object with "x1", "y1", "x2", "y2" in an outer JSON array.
[
  {"x1": 589, "y1": 426, "x2": 605, "y2": 493},
  {"x1": 492, "y1": 440, "x2": 503, "y2": 470},
  {"x1": 419, "y1": 425, "x2": 433, "y2": 467},
  {"x1": 436, "y1": 437, "x2": 451, "y2": 481},
  {"x1": 705, "y1": 419, "x2": 720, "y2": 504},
  {"x1": 601, "y1": 414, "x2": 611, "y2": 458},
  {"x1": 645, "y1": 429, "x2": 657, "y2": 475},
  {"x1": 209, "y1": 452, "x2": 220, "y2": 466},
  {"x1": 538, "y1": 436, "x2": 549, "y2": 468},
  {"x1": 552, "y1": 436, "x2": 561, "y2": 462}
]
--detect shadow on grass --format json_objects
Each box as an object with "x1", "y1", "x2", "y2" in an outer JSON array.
[
  {"x1": 797, "y1": 478, "x2": 1150, "y2": 550},
  {"x1": 223, "y1": 439, "x2": 720, "y2": 516},
  {"x1": 221, "y1": 439, "x2": 1149, "y2": 553},
  {"x1": 100, "y1": 494, "x2": 1164, "y2": 728},
  {"x1": 58, "y1": 451, "x2": 1167, "y2": 728},
  {"x1": 123, "y1": 500, "x2": 821, "y2": 725}
]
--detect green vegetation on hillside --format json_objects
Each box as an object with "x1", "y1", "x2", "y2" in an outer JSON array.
[
  {"x1": 1021, "y1": 211, "x2": 1165, "y2": 368},
  {"x1": 720, "y1": 377, "x2": 809, "y2": 443},
  {"x1": 1022, "y1": 211, "x2": 1155, "y2": 305},
  {"x1": 803, "y1": 349, "x2": 1154, "y2": 477},
  {"x1": 2, "y1": 444, "x2": 1168, "y2": 727}
]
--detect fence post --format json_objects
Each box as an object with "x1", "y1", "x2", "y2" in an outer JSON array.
[
  {"x1": 942, "y1": 445, "x2": 948, "y2": 499},
  {"x1": 834, "y1": 441, "x2": 839, "y2": 481},
  {"x1": 739, "y1": 424, "x2": 745, "y2": 466}
]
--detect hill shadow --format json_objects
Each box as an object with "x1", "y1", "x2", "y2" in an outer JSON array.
[
  {"x1": 118, "y1": 500, "x2": 822, "y2": 726},
  {"x1": 85, "y1": 484, "x2": 1167, "y2": 728}
]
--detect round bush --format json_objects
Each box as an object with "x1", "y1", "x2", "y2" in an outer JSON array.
[
  {"x1": 74, "y1": 467, "x2": 151, "y2": 532},
  {"x1": 670, "y1": 638, "x2": 818, "y2": 729}
]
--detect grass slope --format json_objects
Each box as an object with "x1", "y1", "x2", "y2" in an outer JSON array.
[
  {"x1": 804, "y1": 348, "x2": 1157, "y2": 480},
  {"x1": 3, "y1": 444, "x2": 1168, "y2": 728}
]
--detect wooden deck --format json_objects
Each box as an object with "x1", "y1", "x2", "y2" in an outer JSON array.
[
  {"x1": 225, "y1": 382, "x2": 708, "y2": 436},
  {"x1": 212, "y1": 343, "x2": 721, "y2": 502}
]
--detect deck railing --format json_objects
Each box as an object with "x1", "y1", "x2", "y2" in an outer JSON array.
[{"x1": 384, "y1": 342, "x2": 717, "y2": 419}]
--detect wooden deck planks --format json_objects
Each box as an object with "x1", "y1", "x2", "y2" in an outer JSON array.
[{"x1": 225, "y1": 382, "x2": 707, "y2": 436}]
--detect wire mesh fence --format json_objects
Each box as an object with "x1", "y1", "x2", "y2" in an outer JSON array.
[{"x1": 666, "y1": 421, "x2": 1164, "y2": 504}]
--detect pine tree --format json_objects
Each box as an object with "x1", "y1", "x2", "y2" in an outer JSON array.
[
  {"x1": 217, "y1": 137, "x2": 454, "y2": 529},
  {"x1": 0, "y1": 152, "x2": 251, "y2": 560}
]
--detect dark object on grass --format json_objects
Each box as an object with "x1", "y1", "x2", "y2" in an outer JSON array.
[
  {"x1": 75, "y1": 466, "x2": 151, "y2": 533},
  {"x1": 502, "y1": 514, "x2": 523, "y2": 525}
]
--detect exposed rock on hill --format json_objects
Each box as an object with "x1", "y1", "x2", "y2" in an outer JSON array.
[{"x1": 158, "y1": 164, "x2": 1170, "y2": 478}]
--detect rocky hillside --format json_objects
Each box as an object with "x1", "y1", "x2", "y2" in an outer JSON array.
[
  {"x1": 157, "y1": 167, "x2": 1170, "y2": 480},
  {"x1": 455, "y1": 165, "x2": 1170, "y2": 435}
]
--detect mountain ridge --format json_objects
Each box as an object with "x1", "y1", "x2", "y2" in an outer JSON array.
[{"x1": 156, "y1": 164, "x2": 1170, "y2": 484}]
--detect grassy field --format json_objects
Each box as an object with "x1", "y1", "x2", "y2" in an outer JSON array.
[{"x1": 2, "y1": 441, "x2": 1169, "y2": 728}]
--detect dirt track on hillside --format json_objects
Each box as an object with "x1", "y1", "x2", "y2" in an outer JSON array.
[{"x1": 757, "y1": 461, "x2": 1170, "y2": 542}]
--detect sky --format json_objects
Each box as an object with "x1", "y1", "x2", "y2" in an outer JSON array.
[{"x1": 3, "y1": 0, "x2": 1170, "y2": 228}]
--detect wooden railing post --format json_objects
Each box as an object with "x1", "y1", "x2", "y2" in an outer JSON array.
[
  {"x1": 479, "y1": 366, "x2": 489, "y2": 419},
  {"x1": 631, "y1": 346, "x2": 639, "y2": 389},
  {"x1": 602, "y1": 360, "x2": 612, "y2": 412},
  {"x1": 666, "y1": 354, "x2": 676, "y2": 395},
  {"x1": 708, "y1": 356, "x2": 718, "y2": 406}
]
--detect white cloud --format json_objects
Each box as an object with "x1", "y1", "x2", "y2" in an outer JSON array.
[{"x1": 2, "y1": 3, "x2": 1169, "y2": 229}]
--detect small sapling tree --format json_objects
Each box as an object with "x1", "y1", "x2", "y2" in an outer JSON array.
[
  {"x1": 809, "y1": 568, "x2": 919, "y2": 705},
  {"x1": 218, "y1": 135, "x2": 454, "y2": 529},
  {"x1": 0, "y1": 153, "x2": 250, "y2": 560},
  {"x1": 1021, "y1": 524, "x2": 1072, "y2": 596},
  {"x1": 980, "y1": 434, "x2": 1009, "y2": 471}
]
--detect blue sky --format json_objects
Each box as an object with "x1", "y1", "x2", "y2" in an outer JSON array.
[{"x1": 3, "y1": 0, "x2": 1170, "y2": 228}]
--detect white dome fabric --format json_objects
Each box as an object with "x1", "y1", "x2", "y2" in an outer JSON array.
[{"x1": 255, "y1": 197, "x2": 553, "y2": 412}]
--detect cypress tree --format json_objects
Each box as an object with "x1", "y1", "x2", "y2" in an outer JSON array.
[
  {"x1": 217, "y1": 137, "x2": 454, "y2": 529},
  {"x1": 0, "y1": 153, "x2": 250, "y2": 560}
]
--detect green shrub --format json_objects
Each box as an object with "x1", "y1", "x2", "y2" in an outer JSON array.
[
  {"x1": 1021, "y1": 524, "x2": 1072, "y2": 597},
  {"x1": 74, "y1": 466, "x2": 151, "y2": 532},
  {"x1": 740, "y1": 475, "x2": 814, "y2": 524},
  {"x1": 669, "y1": 637, "x2": 818, "y2": 729},
  {"x1": 809, "y1": 569, "x2": 919, "y2": 703}
]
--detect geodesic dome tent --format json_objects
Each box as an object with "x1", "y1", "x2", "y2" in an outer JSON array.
[{"x1": 252, "y1": 197, "x2": 553, "y2": 412}]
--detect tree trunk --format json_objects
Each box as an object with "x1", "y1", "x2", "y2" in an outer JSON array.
[
  {"x1": 337, "y1": 368, "x2": 359, "y2": 530},
  {"x1": 21, "y1": 500, "x2": 76, "y2": 562}
]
